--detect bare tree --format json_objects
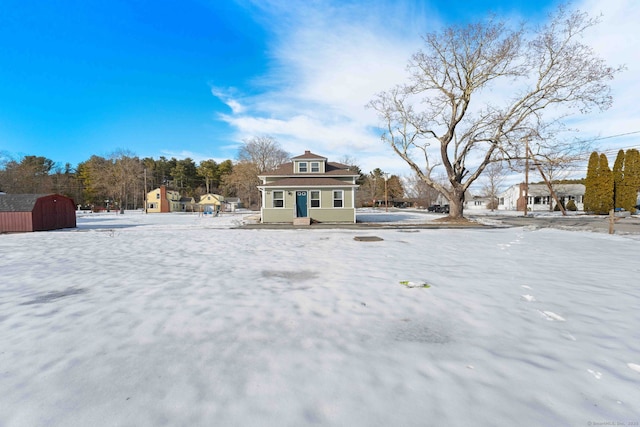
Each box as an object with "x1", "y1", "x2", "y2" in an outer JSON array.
[
  {"x1": 368, "y1": 6, "x2": 621, "y2": 219},
  {"x1": 238, "y1": 136, "x2": 290, "y2": 173},
  {"x1": 221, "y1": 161, "x2": 260, "y2": 209},
  {"x1": 404, "y1": 172, "x2": 445, "y2": 208},
  {"x1": 480, "y1": 161, "x2": 506, "y2": 211},
  {"x1": 111, "y1": 151, "x2": 144, "y2": 210}
]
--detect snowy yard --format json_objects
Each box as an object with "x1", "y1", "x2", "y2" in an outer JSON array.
[{"x1": 1, "y1": 210, "x2": 639, "y2": 426}]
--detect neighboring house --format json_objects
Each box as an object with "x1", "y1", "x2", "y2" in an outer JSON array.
[
  {"x1": 498, "y1": 183, "x2": 585, "y2": 211},
  {"x1": 223, "y1": 197, "x2": 242, "y2": 212},
  {"x1": 179, "y1": 196, "x2": 196, "y2": 212},
  {"x1": 146, "y1": 186, "x2": 194, "y2": 213},
  {"x1": 257, "y1": 151, "x2": 359, "y2": 223},
  {"x1": 199, "y1": 193, "x2": 224, "y2": 214},
  {"x1": 464, "y1": 194, "x2": 493, "y2": 211},
  {"x1": 0, "y1": 194, "x2": 76, "y2": 232}
]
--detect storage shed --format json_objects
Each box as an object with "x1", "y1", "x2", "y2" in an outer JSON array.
[{"x1": 0, "y1": 194, "x2": 77, "y2": 232}]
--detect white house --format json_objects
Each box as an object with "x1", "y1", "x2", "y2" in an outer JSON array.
[{"x1": 498, "y1": 183, "x2": 585, "y2": 212}]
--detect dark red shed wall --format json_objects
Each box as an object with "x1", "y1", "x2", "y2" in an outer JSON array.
[{"x1": 32, "y1": 195, "x2": 77, "y2": 231}]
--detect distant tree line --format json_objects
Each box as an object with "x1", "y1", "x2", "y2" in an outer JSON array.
[
  {"x1": 1, "y1": 136, "x2": 409, "y2": 210},
  {"x1": 584, "y1": 149, "x2": 640, "y2": 214}
]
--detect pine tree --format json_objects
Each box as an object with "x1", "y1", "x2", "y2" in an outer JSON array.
[{"x1": 583, "y1": 151, "x2": 599, "y2": 213}]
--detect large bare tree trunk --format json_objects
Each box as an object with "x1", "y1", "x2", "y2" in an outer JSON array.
[{"x1": 449, "y1": 187, "x2": 465, "y2": 219}]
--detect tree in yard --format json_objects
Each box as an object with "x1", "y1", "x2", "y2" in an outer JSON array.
[
  {"x1": 221, "y1": 161, "x2": 260, "y2": 209},
  {"x1": 613, "y1": 149, "x2": 640, "y2": 212},
  {"x1": 480, "y1": 160, "x2": 506, "y2": 211},
  {"x1": 197, "y1": 159, "x2": 219, "y2": 194},
  {"x1": 368, "y1": 6, "x2": 621, "y2": 219},
  {"x1": 626, "y1": 149, "x2": 640, "y2": 211},
  {"x1": 360, "y1": 168, "x2": 404, "y2": 207},
  {"x1": 170, "y1": 158, "x2": 197, "y2": 191},
  {"x1": 0, "y1": 155, "x2": 56, "y2": 193},
  {"x1": 584, "y1": 153, "x2": 614, "y2": 215},
  {"x1": 613, "y1": 149, "x2": 625, "y2": 210},
  {"x1": 404, "y1": 172, "x2": 443, "y2": 208},
  {"x1": 77, "y1": 151, "x2": 143, "y2": 210},
  {"x1": 583, "y1": 151, "x2": 599, "y2": 213},
  {"x1": 597, "y1": 153, "x2": 614, "y2": 214},
  {"x1": 238, "y1": 136, "x2": 289, "y2": 173},
  {"x1": 111, "y1": 151, "x2": 144, "y2": 210}
]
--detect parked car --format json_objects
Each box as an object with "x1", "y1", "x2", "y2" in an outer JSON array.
[{"x1": 427, "y1": 204, "x2": 450, "y2": 213}]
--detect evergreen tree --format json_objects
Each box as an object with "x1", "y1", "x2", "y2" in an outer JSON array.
[
  {"x1": 613, "y1": 150, "x2": 625, "y2": 210},
  {"x1": 596, "y1": 153, "x2": 613, "y2": 214},
  {"x1": 622, "y1": 149, "x2": 640, "y2": 212},
  {"x1": 583, "y1": 151, "x2": 599, "y2": 213}
]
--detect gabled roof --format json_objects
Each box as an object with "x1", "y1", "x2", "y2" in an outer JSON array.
[
  {"x1": 291, "y1": 150, "x2": 327, "y2": 160},
  {"x1": 527, "y1": 183, "x2": 585, "y2": 197},
  {"x1": 260, "y1": 161, "x2": 358, "y2": 177},
  {"x1": 259, "y1": 177, "x2": 357, "y2": 187},
  {"x1": 0, "y1": 194, "x2": 50, "y2": 212}
]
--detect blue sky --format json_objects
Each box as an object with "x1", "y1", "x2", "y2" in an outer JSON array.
[{"x1": 1, "y1": 0, "x2": 638, "y2": 177}]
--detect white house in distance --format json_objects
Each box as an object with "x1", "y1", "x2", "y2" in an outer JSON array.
[
  {"x1": 498, "y1": 183, "x2": 585, "y2": 211},
  {"x1": 257, "y1": 151, "x2": 359, "y2": 224}
]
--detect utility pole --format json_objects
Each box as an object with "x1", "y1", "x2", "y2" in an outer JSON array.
[
  {"x1": 144, "y1": 168, "x2": 148, "y2": 214},
  {"x1": 524, "y1": 138, "x2": 529, "y2": 217},
  {"x1": 384, "y1": 173, "x2": 389, "y2": 212}
]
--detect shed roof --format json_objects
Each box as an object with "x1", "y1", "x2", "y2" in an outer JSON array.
[{"x1": 0, "y1": 194, "x2": 50, "y2": 212}]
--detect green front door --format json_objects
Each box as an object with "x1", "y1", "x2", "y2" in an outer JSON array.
[{"x1": 296, "y1": 191, "x2": 308, "y2": 217}]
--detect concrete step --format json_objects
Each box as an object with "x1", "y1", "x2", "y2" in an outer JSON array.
[{"x1": 293, "y1": 217, "x2": 311, "y2": 226}]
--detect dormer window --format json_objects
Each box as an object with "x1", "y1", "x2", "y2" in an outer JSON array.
[
  {"x1": 311, "y1": 162, "x2": 320, "y2": 173},
  {"x1": 299, "y1": 162, "x2": 308, "y2": 173}
]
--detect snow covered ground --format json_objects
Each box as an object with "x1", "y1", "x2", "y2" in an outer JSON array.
[{"x1": 1, "y1": 210, "x2": 639, "y2": 426}]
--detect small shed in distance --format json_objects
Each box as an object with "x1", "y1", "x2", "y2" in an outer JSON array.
[{"x1": 0, "y1": 194, "x2": 77, "y2": 232}]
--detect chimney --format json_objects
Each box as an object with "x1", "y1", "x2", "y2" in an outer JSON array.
[
  {"x1": 160, "y1": 185, "x2": 169, "y2": 213},
  {"x1": 305, "y1": 150, "x2": 311, "y2": 154}
]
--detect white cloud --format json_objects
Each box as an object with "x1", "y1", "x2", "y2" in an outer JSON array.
[
  {"x1": 211, "y1": 87, "x2": 246, "y2": 114},
  {"x1": 211, "y1": 1, "x2": 436, "y2": 174},
  {"x1": 216, "y1": 0, "x2": 639, "y2": 178}
]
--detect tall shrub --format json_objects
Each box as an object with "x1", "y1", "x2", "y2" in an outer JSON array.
[
  {"x1": 596, "y1": 153, "x2": 614, "y2": 214},
  {"x1": 583, "y1": 151, "x2": 599, "y2": 213}
]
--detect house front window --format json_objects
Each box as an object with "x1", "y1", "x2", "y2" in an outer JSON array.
[
  {"x1": 273, "y1": 191, "x2": 284, "y2": 208},
  {"x1": 311, "y1": 162, "x2": 320, "y2": 173},
  {"x1": 299, "y1": 162, "x2": 308, "y2": 173},
  {"x1": 333, "y1": 190, "x2": 343, "y2": 208},
  {"x1": 310, "y1": 190, "x2": 320, "y2": 208}
]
